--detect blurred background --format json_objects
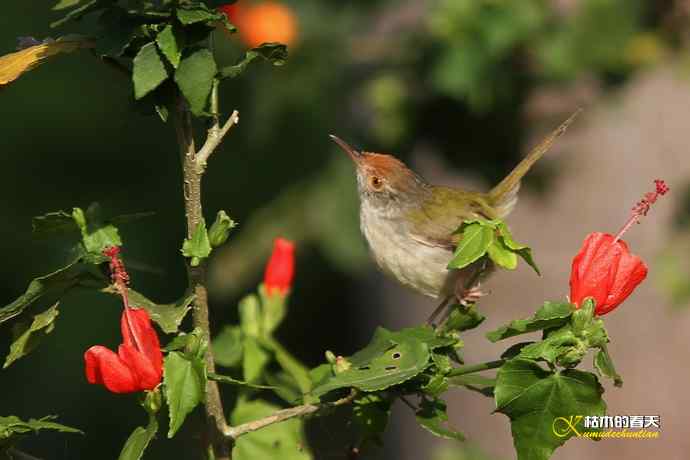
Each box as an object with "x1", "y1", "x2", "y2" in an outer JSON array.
[{"x1": 1, "y1": 0, "x2": 690, "y2": 459}]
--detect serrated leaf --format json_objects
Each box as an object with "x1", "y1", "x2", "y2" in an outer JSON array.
[
  {"x1": 242, "y1": 336, "x2": 270, "y2": 384},
  {"x1": 496, "y1": 222, "x2": 540, "y2": 275},
  {"x1": 594, "y1": 346, "x2": 623, "y2": 387},
  {"x1": 117, "y1": 413, "x2": 158, "y2": 460},
  {"x1": 415, "y1": 398, "x2": 464, "y2": 441},
  {"x1": 0, "y1": 415, "x2": 82, "y2": 443},
  {"x1": 181, "y1": 219, "x2": 212, "y2": 266},
  {"x1": 4, "y1": 303, "x2": 60, "y2": 368},
  {"x1": 156, "y1": 24, "x2": 181, "y2": 68},
  {"x1": 175, "y1": 4, "x2": 223, "y2": 25},
  {"x1": 0, "y1": 260, "x2": 95, "y2": 325},
  {"x1": 175, "y1": 49, "x2": 217, "y2": 115},
  {"x1": 486, "y1": 302, "x2": 573, "y2": 342},
  {"x1": 213, "y1": 325, "x2": 244, "y2": 367},
  {"x1": 447, "y1": 222, "x2": 493, "y2": 269},
  {"x1": 108, "y1": 288, "x2": 194, "y2": 334},
  {"x1": 51, "y1": 0, "x2": 106, "y2": 28},
  {"x1": 164, "y1": 351, "x2": 206, "y2": 438},
  {"x1": 31, "y1": 210, "x2": 77, "y2": 236},
  {"x1": 487, "y1": 240, "x2": 518, "y2": 269},
  {"x1": 495, "y1": 359, "x2": 606, "y2": 460},
  {"x1": 231, "y1": 399, "x2": 312, "y2": 460},
  {"x1": 219, "y1": 43, "x2": 288, "y2": 79},
  {"x1": 95, "y1": 7, "x2": 140, "y2": 57},
  {"x1": 73, "y1": 207, "x2": 122, "y2": 256},
  {"x1": 311, "y1": 327, "x2": 436, "y2": 396},
  {"x1": 132, "y1": 42, "x2": 169, "y2": 100}
]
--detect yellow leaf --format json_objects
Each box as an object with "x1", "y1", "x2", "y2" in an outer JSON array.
[{"x1": 0, "y1": 37, "x2": 94, "y2": 87}]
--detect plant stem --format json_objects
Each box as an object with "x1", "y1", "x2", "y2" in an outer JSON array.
[
  {"x1": 226, "y1": 391, "x2": 357, "y2": 440},
  {"x1": 174, "y1": 96, "x2": 232, "y2": 460},
  {"x1": 446, "y1": 359, "x2": 505, "y2": 378}
]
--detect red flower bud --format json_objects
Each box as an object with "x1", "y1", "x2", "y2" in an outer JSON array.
[
  {"x1": 84, "y1": 308, "x2": 163, "y2": 393},
  {"x1": 263, "y1": 237, "x2": 295, "y2": 295},
  {"x1": 569, "y1": 232, "x2": 648, "y2": 315}
]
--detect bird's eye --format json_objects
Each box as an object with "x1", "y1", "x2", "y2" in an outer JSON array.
[{"x1": 369, "y1": 176, "x2": 383, "y2": 190}]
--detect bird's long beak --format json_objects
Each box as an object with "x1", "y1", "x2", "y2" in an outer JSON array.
[{"x1": 329, "y1": 134, "x2": 362, "y2": 163}]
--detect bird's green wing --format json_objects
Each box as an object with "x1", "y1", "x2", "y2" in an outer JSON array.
[{"x1": 405, "y1": 186, "x2": 496, "y2": 250}]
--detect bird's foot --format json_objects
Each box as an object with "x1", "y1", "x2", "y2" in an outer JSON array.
[{"x1": 457, "y1": 284, "x2": 486, "y2": 306}]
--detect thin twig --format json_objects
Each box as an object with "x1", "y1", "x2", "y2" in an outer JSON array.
[
  {"x1": 196, "y1": 110, "x2": 240, "y2": 170},
  {"x1": 226, "y1": 391, "x2": 358, "y2": 440},
  {"x1": 446, "y1": 359, "x2": 505, "y2": 378}
]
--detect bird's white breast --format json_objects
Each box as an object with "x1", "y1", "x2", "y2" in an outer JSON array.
[{"x1": 359, "y1": 200, "x2": 456, "y2": 299}]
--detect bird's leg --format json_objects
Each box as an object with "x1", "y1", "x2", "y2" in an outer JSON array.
[{"x1": 427, "y1": 296, "x2": 451, "y2": 326}]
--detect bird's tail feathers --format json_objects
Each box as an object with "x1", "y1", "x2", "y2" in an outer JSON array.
[{"x1": 488, "y1": 108, "x2": 582, "y2": 217}]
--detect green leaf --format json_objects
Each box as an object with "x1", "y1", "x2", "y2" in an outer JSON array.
[
  {"x1": 175, "y1": 4, "x2": 223, "y2": 25},
  {"x1": 415, "y1": 398, "x2": 464, "y2": 441},
  {"x1": 219, "y1": 43, "x2": 288, "y2": 79},
  {"x1": 447, "y1": 222, "x2": 494, "y2": 269},
  {"x1": 156, "y1": 24, "x2": 181, "y2": 68},
  {"x1": 495, "y1": 359, "x2": 606, "y2": 460},
  {"x1": 440, "y1": 304, "x2": 485, "y2": 333},
  {"x1": 132, "y1": 42, "x2": 169, "y2": 100},
  {"x1": 106, "y1": 289, "x2": 194, "y2": 334},
  {"x1": 95, "y1": 7, "x2": 140, "y2": 57},
  {"x1": 208, "y1": 210, "x2": 236, "y2": 248},
  {"x1": 486, "y1": 302, "x2": 573, "y2": 342},
  {"x1": 0, "y1": 259, "x2": 94, "y2": 325},
  {"x1": 213, "y1": 325, "x2": 244, "y2": 367},
  {"x1": 265, "y1": 371, "x2": 303, "y2": 404},
  {"x1": 487, "y1": 239, "x2": 518, "y2": 270},
  {"x1": 209, "y1": 372, "x2": 276, "y2": 390},
  {"x1": 175, "y1": 49, "x2": 217, "y2": 115},
  {"x1": 0, "y1": 415, "x2": 81, "y2": 443},
  {"x1": 4, "y1": 303, "x2": 60, "y2": 368},
  {"x1": 517, "y1": 328, "x2": 583, "y2": 367},
  {"x1": 311, "y1": 327, "x2": 449, "y2": 396},
  {"x1": 496, "y1": 222, "x2": 540, "y2": 275},
  {"x1": 53, "y1": 0, "x2": 89, "y2": 10},
  {"x1": 164, "y1": 351, "x2": 206, "y2": 438},
  {"x1": 352, "y1": 393, "x2": 392, "y2": 445},
  {"x1": 51, "y1": 0, "x2": 105, "y2": 28},
  {"x1": 262, "y1": 337, "x2": 312, "y2": 395},
  {"x1": 73, "y1": 207, "x2": 122, "y2": 257},
  {"x1": 231, "y1": 399, "x2": 312, "y2": 460},
  {"x1": 31, "y1": 210, "x2": 77, "y2": 236},
  {"x1": 181, "y1": 219, "x2": 212, "y2": 266},
  {"x1": 117, "y1": 413, "x2": 158, "y2": 460},
  {"x1": 594, "y1": 346, "x2": 623, "y2": 387},
  {"x1": 242, "y1": 336, "x2": 271, "y2": 383}
]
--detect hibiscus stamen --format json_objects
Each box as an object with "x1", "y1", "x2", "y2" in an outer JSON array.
[
  {"x1": 614, "y1": 179, "x2": 669, "y2": 243},
  {"x1": 103, "y1": 246, "x2": 144, "y2": 353}
]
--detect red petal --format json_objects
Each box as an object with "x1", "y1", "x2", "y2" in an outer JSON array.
[
  {"x1": 598, "y1": 249, "x2": 648, "y2": 315},
  {"x1": 84, "y1": 345, "x2": 140, "y2": 393},
  {"x1": 570, "y1": 233, "x2": 618, "y2": 308},
  {"x1": 121, "y1": 308, "x2": 163, "y2": 374},
  {"x1": 118, "y1": 345, "x2": 162, "y2": 390},
  {"x1": 264, "y1": 237, "x2": 295, "y2": 294}
]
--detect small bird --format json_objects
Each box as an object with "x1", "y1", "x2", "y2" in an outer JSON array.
[{"x1": 330, "y1": 111, "x2": 579, "y2": 319}]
